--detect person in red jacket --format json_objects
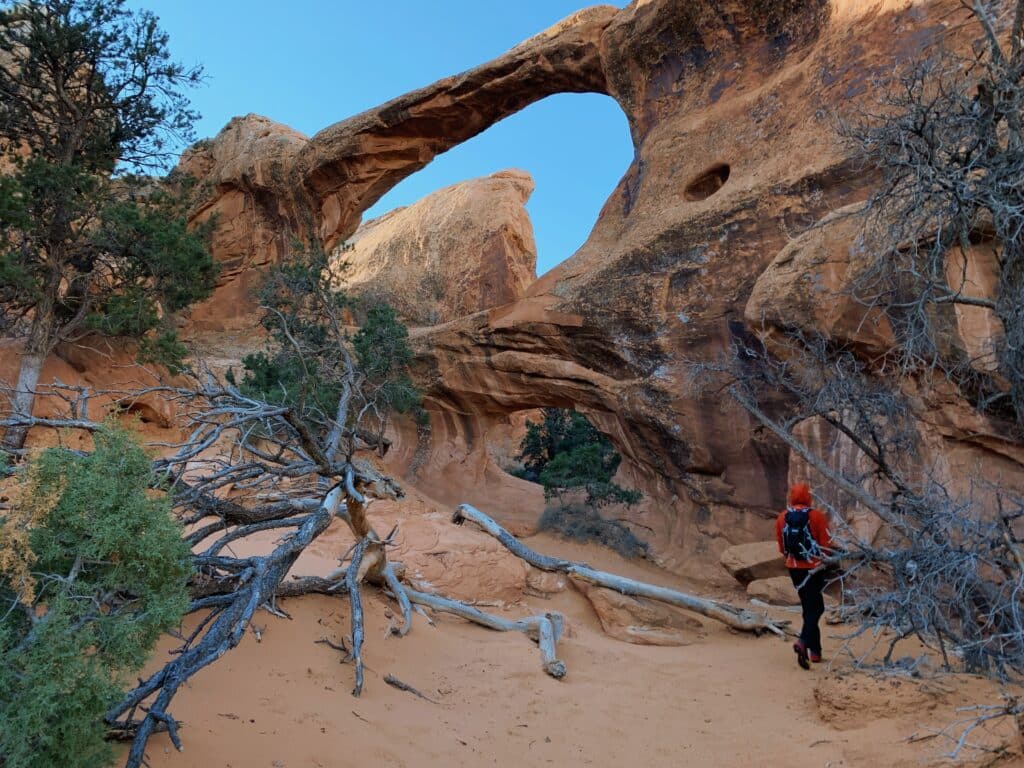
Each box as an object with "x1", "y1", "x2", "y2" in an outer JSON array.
[{"x1": 775, "y1": 482, "x2": 833, "y2": 669}]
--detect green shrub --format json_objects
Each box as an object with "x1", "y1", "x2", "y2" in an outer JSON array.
[
  {"x1": 516, "y1": 408, "x2": 645, "y2": 558},
  {"x1": 516, "y1": 408, "x2": 642, "y2": 509},
  {"x1": 537, "y1": 504, "x2": 649, "y2": 560},
  {"x1": 0, "y1": 426, "x2": 191, "y2": 768},
  {"x1": 238, "y1": 246, "x2": 424, "y2": 438}
]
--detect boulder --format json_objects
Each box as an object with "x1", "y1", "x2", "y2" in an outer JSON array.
[
  {"x1": 575, "y1": 580, "x2": 704, "y2": 646},
  {"x1": 387, "y1": 511, "x2": 530, "y2": 604},
  {"x1": 746, "y1": 577, "x2": 800, "y2": 607},
  {"x1": 526, "y1": 567, "x2": 569, "y2": 597},
  {"x1": 720, "y1": 541, "x2": 785, "y2": 585}
]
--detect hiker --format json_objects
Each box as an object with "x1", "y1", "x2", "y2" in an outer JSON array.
[{"x1": 775, "y1": 482, "x2": 833, "y2": 670}]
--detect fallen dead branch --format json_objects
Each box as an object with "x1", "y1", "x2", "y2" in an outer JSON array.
[
  {"x1": 346, "y1": 537, "x2": 370, "y2": 696},
  {"x1": 106, "y1": 483, "x2": 347, "y2": 767},
  {"x1": 452, "y1": 503, "x2": 788, "y2": 637},
  {"x1": 381, "y1": 562, "x2": 413, "y2": 636},
  {"x1": 404, "y1": 587, "x2": 567, "y2": 679}
]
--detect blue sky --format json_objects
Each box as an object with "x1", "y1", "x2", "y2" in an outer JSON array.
[{"x1": 140, "y1": 1, "x2": 634, "y2": 275}]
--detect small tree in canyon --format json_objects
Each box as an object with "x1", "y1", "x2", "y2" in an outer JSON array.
[
  {"x1": 231, "y1": 246, "x2": 424, "y2": 457},
  {"x1": 0, "y1": 426, "x2": 191, "y2": 768},
  {"x1": 0, "y1": 0, "x2": 217, "y2": 450},
  {"x1": 516, "y1": 408, "x2": 645, "y2": 557}
]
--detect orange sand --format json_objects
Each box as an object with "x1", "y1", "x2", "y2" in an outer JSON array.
[{"x1": 124, "y1": 512, "x2": 1023, "y2": 768}]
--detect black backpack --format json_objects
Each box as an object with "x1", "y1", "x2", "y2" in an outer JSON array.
[{"x1": 782, "y1": 506, "x2": 820, "y2": 562}]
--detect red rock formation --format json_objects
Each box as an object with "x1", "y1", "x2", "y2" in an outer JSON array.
[
  {"x1": 179, "y1": 7, "x2": 615, "y2": 329},
  {"x1": 574, "y1": 580, "x2": 705, "y2": 646},
  {"x1": 0, "y1": 336, "x2": 185, "y2": 449},
  {"x1": 332, "y1": 170, "x2": 537, "y2": 325},
  {"x1": 180, "y1": 115, "x2": 309, "y2": 331},
  {"x1": 173, "y1": 0, "x2": 1019, "y2": 581}
]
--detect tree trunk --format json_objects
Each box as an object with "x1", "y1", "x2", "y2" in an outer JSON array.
[{"x1": 3, "y1": 349, "x2": 46, "y2": 450}]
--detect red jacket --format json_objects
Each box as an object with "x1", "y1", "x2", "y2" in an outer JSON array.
[{"x1": 775, "y1": 507, "x2": 832, "y2": 569}]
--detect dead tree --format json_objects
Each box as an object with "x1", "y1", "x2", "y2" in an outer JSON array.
[
  {"x1": 841, "y1": 0, "x2": 1024, "y2": 426},
  {"x1": 452, "y1": 504, "x2": 787, "y2": 637},
  {"x1": 690, "y1": 320, "x2": 1024, "y2": 759},
  {"x1": 1, "y1": 366, "x2": 789, "y2": 766}
]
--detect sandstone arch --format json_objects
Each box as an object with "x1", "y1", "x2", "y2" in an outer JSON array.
[
  {"x1": 296, "y1": 6, "x2": 620, "y2": 251},
  {"x1": 180, "y1": 0, "x2": 1012, "y2": 581}
]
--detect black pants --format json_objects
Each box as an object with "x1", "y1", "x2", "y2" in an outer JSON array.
[{"x1": 789, "y1": 568, "x2": 826, "y2": 655}]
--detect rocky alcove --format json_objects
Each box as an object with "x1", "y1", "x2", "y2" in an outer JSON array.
[{"x1": 683, "y1": 162, "x2": 730, "y2": 201}]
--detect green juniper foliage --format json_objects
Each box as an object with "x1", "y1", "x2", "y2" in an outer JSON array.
[
  {"x1": 515, "y1": 409, "x2": 644, "y2": 556},
  {"x1": 0, "y1": 425, "x2": 191, "y2": 768},
  {"x1": 0, "y1": 0, "x2": 216, "y2": 448},
  {"x1": 515, "y1": 408, "x2": 641, "y2": 507},
  {"x1": 352, "y1": 303, "x2": 423, "y2": 418},
  {"x1": 238, "y1": 246, "x2": 424, "y2": 454}
]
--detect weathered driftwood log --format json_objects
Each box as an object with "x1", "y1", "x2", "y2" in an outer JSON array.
[
  {"x1": 346, "y1": 537, "x2": 370, "y2": 696},
  {"x1": 452, "y1": 504, "x2": 787, "y2": 637},
  {"x1": 404, "y1": 588, "x2": 567, "y2": 679},
  {"x1": 380, "y1": 562, "x2": 413, "y2": 636}
]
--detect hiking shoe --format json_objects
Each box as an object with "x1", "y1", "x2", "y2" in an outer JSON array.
[
  {"x1": 793, "y1": 641, "x2": 810, "y2": 670},
  {"x1": 809, "y1": 652, "x2": 822, "y2": 663}
]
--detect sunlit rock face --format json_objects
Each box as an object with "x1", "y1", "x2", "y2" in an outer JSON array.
[
  {"x1": 178, "y1": 115, "x2": 309, "y2": 332},
  {"x1": 330, "y1": 170, "x2": 537, "y2": 326},
  {"x1": 175, "y1": 0, "x2": 1022, "y2": 580},
  {"x1": 178, "y1": 5, "x2": 616, "y2": 331}
]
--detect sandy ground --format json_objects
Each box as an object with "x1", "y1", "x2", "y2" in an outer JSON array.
[{"x1": 122, "y1": 511, "x2": 1024, "y2": 768}]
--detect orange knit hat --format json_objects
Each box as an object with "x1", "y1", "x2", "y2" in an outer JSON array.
[{"x1": 788, "y1": 482, "x2": 812, "y2": 507}]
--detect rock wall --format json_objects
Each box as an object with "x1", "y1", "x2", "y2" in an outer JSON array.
[
  {"x1": 0, "y1": 336, "x2": 186, "y2": 450},
  {"x1": 171, "y1": 0, "x2": 1022, "y2": 580},
  {"x1": 180, "y1": 115, "x2": 309, "y2": 331},
  {"x1": 331, "y1": 170, "x2": 537, "y2": 325}
]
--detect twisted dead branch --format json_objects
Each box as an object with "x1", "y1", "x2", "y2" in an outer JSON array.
[
  {"x1": 451, "y1": 504, "x2": 788, "y2": 637},
  {"x1": 106, "y1": 484, "x2": 346, "y2": 765},
  {"x1": 346, "y1": 537, "x2": 370, "y2": 697}
]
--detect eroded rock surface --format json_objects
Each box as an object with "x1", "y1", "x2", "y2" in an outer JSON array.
[
  {"x1": 159, "y1": 0, "x2": 1024, "y2": 579},
  {"x1": 177, "y1": 7, "x2": 615, "y2": 330},
  {"x1": 574, "y1": 579, "x2": 704, "y2": 646},
  {"x1": 332, "y1": 170, "x2": 537, "y2": 325}
]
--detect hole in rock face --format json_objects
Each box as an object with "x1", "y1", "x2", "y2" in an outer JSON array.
[
  {"x1": 118, "y1": 401, "x2": 169, "y2": 428},
  {"x1": 684, "y1": 163, "x2": 730, "y2": 201}
]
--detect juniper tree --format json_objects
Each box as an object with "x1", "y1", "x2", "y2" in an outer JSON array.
[
  {"x1": 235, "y1": 246, "x2": 423, "y2": 460},
  {"x1": 514, "y1": 408, "x2": 644, "y2": 556},
  {"x1": 0, "y1": 425, "x2": 191, "y2": 768},
  {"x1": 0, "y1": 0, "x2": 216, "y2": 450},
  {"x1": 516, "y1": 407, "x2": 641, "y2": 508}
]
